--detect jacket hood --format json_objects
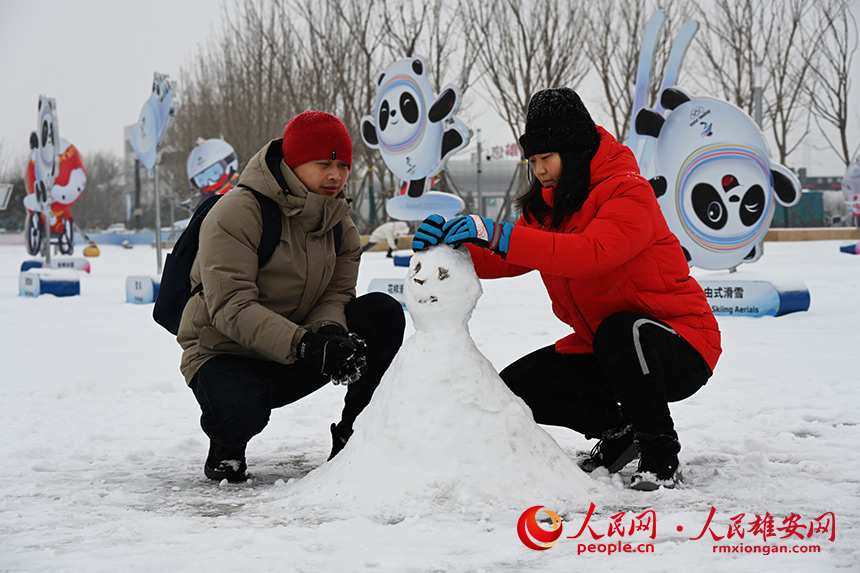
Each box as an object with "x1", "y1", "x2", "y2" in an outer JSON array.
[
  {"x1": 590, "y1": 127, "x2": 642, "y2": 188},
  {"x1": 236, "y1": 138, "x2": 349, "y2": 234}
]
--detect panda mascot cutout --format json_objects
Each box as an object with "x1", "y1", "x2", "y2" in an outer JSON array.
[
  {"x1": 361, "y1": 55, "x2": 471, "y2": 221},
  {"x1": 841, "y1": 159, "x2": 860, "y2": 226},
  {"x1": 635, "y1": 87, "x2": 801, "y2": 271},
  {"x1": 24, "y1": 97, "x2": 61, "y2": 256},
  {"x1": 24, "y1": 138, "x2": 86, "y2": 256}
]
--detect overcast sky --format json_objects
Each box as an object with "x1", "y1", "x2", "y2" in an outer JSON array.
[
  {"x1": 0, "y1": 0, "x2": 225, "y2": 165},
  {"x1": 1, "y1": 0, "x2": 857, "y2": 177}
]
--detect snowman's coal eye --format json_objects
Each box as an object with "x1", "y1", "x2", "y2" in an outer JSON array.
[
  {"x1": 414, "y1": 261, "x2": 422, "y2": 272},
  {"x1": 438, "y1": 267, "x2": 449, "y2": 280}
]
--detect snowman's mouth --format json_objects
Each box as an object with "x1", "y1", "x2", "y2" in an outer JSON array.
[{"x1": 417, "y1": 296, "x2": 438, "y2": 304}]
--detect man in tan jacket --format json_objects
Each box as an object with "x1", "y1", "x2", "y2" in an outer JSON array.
[{"x1": 178, "y1": 111, "x2": 405, "y2": 482}]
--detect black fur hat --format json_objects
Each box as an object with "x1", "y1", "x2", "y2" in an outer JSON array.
[{"x1": 518, "y1": 88, "x2": 600, "y2": 159}]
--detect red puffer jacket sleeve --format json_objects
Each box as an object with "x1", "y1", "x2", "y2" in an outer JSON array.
[
  {"x1": 504, "y1": 175, "x2": 656, "y2": 278},
  {"x1": 463, "y1": 215, "x2": 533, "y2": 279}
]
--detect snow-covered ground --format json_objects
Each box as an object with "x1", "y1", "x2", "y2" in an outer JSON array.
[{"x1": 1, "y1": 238, "x2": 858, "y2": 572}]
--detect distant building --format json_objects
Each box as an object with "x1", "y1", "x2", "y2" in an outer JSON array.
[
  {"x1": 797, "y1": 168, "x2": 843, "y2": 191},
  {"x1": 443, "y1": 155, "x2": 526, "y2": 221}
]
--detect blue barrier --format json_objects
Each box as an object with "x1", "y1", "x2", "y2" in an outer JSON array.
[
  {"x1": 126, "y1": 276, "x2": 160, "y2": 304},
  {"x1": 19, "y1": 270, "x2": 81, "y2": 298}
]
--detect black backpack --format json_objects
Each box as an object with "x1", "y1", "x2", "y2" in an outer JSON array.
[{"x1": 152, "y1": 189, "x2": 344, "y2": 335}]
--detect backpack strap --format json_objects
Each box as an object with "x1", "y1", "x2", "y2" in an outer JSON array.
[
  {"x1": 333, "y1": 221, "x2": 343, "y2": 254},
  {"x1": 249, "y1": 189, "x2": 281, "y2": 267}
]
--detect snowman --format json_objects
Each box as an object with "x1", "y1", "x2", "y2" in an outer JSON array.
[{"x1": 286, "y1": 246, "x2": 597, "y2": 517}]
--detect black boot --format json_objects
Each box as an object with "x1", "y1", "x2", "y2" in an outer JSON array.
[
  {"x1": 204, "y1": 440, "x2": 248, "y2": 482},
  {"x1": 328, "y1": 423, "x2": 353, "y2": 461},
  {"x1": 630, "y1": 432, "x2": 681, "y2": 491},
  {"x1": 578, "y1": 423, "x2": 638, "y2": 473}
]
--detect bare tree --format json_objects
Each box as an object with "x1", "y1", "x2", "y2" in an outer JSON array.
[
  {"x1": 463, "y1": 0, "x2": 591, "y2": 219},
  {"x1": 295, "y1": 0, "x2": 482, "y2": 229},
  {"x1": 691, "y1": 0, "x2": 767, "y2": 115},
  {"x1": 171, "y1": 0, "x2": 306, "y2": 169},
  {"x1": 72, "y1": 152, "x2": 126, "y2": 230},
  {"x1": 584, "y1": 0, "x2": 692, "y2": 143},
  {"x1": 807, "y1": 0, "x2": 859, "y2": 167},
  {"x1": 760, "y1": 0, "x2": 818, "y2": 164},
  {"x1": 289, "y1": 0, "x2": 391, "y2": 230},
  {"x1": 0, "y1": 171, "x2": 27, "y2": 232},
  {"x1": 379, "y1": 0, "x2": 481, "y2": 97},
  {"x1": 465, "y1": 0, "x2": 591, "y2": 144}
]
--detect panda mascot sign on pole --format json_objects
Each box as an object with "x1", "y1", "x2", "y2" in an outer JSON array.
[
  {"x1": 24, "y1": 138, "x2": 88, "y2": 258},
  {"x1": 186, "y1": 138, "x2": 239, "y2": 207},
  {"x1": 630, "y1": 13, "x2": 808, "y2": 318},
  {"x1": 128, "y1": 72, "x2": 174, "y2": 274},
  {"x1": 360, "y1": 55, "x2": 471, "y2": 221},
  {"x1": 28, "y1": 96, "x2": 61, "y2": 266}
]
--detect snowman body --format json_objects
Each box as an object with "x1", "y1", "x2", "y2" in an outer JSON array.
[{"x1": 287, "y1": 247, "x2": 596, "y2": 516}]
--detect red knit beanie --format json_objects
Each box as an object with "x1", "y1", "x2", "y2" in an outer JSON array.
[{"x1": 282, "y1": 111, "x2": 353, "y2": 169}]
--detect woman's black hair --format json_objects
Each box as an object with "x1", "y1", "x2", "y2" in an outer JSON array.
[{"x1": 515, "y1": 150, "x2": 594, "y2": 230}]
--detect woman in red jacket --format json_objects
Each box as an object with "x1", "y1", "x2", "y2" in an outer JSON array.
[{"x1": 413, "y1": 88, "x2": 721, "y2": 490}]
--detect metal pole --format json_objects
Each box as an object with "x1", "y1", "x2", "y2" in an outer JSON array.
[
  {"x1": 476, "y1": 129, "x2": 484, "y2": 217},
  {"x1": 42, "y1": 187, "x2": 52, "y2": 266},
  {"x1": 754, "y1": 61, "x2": 763, "y2": 129},
  {"x1": 134, "y1": 159, "x2": 142, "y2": 230},
  {"x1": 368, "y1": 167, "x2": 376, "y2": 227},
  {"x1": 154, "y1": 163, "x2": 163, "y2": 274}
]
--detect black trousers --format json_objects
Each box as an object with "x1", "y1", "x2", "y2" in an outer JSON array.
[
  {"x1": 190, "y1": 292, "x2": 405, "y2": 448},
  {"x1": 499, "y1": 311, "x2": 712, "y2": 440}
]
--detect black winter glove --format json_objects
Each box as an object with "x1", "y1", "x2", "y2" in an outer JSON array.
[{"x1": 297, "y1": 328, "x2": 368, "y2": 385}]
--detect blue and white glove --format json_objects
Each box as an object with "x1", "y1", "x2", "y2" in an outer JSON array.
[
  {"x1": 443, "y1": 215, "x2": 514, "y2": 258},
  {"x1": 411, "y1": 214, "x2": 447, "y2": 251}
]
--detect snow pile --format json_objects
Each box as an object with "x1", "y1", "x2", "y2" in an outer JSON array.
[
  {"x1": 285, "y1": 246, "x2": 598, "y2": 517},
  {"x1": 3, "y1": 241, "x2": 860, "y2": 571}
]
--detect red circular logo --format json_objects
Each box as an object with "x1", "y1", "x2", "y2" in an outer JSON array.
[{"x1": 517, "y1": 505, "x2": 563, "y2": 550}]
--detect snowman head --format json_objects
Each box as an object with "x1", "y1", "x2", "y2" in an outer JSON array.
[{"x1": 405, "y1": 246, "x2": 482, "y2": 332}]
